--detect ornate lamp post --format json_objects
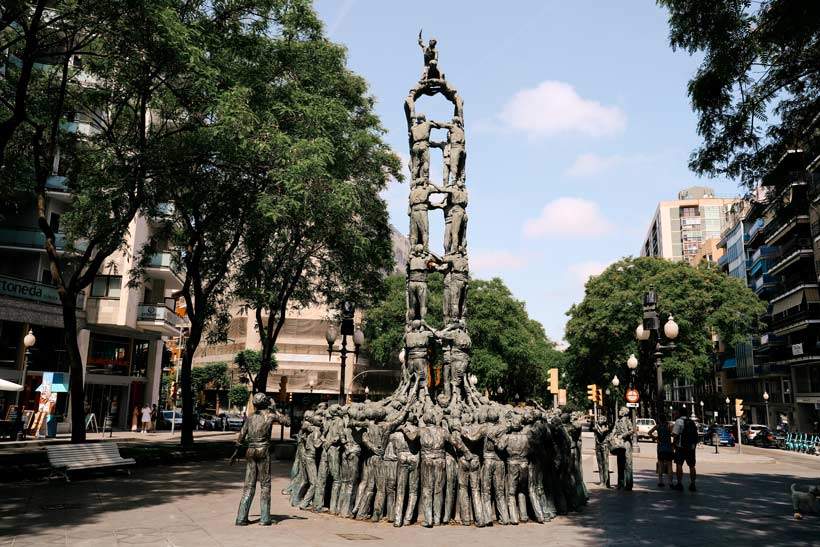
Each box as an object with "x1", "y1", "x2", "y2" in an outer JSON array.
[
  {"x1": 325, "y1": 301, "x2": 364, "y2": 404},
  {"x1": 364, "y1": 386, "x2": 370, "y2": 402},
  {"x1": 763, "y1": 391, "x2": 770, "y2": 428},
  {"x1": 15, "y1": 330, "x2": 36, "y2": 441},
  {"x1": 611, "y1": 374, "x2": 620, "y2": 419},
  {"x1": 635, "y1": 287, "x2": 679, "y2": 429},
  {"x1": 699, "y1": 400, "x2": 704, "y2": 422},
  {"x1": 725, "y1": 397, "x2": 731, "y2": 424}
]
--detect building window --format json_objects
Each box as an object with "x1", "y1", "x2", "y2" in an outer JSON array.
[
  {"x1": 87, "y1": 333, "x2": 131, "y2": 375},
  {"x1": 131, "y1": 340, "x2": 150, "y2": 378},
  {"x1": 0, "y1": 321, "x2": 23, "y2": 369},
  {"x1": 90, "y1": 275, "x2": 121, "y2": 298},
  {"x1": 681, "y1": 206, "x2": 699, "y2": 217}
]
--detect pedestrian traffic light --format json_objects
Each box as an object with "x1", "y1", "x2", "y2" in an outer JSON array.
[
  {"x1": 587, "y1": 384, "x2": 597, "y2": 402},
  {"x1": 170, "y1": 382, "x2": 178, "y2": 401},
  {"x1": 548, "y1": 368, "x2": 559, "y2": 395},
  {"x1": 278, "y1": 376, "x2": 288, "y2": 402},
  {"x1": 734, "y1": 398, "x2": 744, "y2": 417},
  {"x1": 596, "y1": 387, "x2": 604, "y2": 406}
]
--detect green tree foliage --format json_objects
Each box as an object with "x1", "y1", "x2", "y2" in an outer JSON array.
[
  {"x1": 564, "y1": 257, "x2": 765, "y2": 405},
  {"x1": 234, "y1": 349, "x2": 265, "y2": 380},
  {"x1": 1, "y1": 1, "x2": 198, "y2": 442},
  {"x1": 228, "y1": 385, "x2": 250, "y2": 409},
  {"x1": 190, "y1": 363, "x2": 230, "y2": 395},
  {"x1": 231, "y1": 6, "x2": 399, "y2": 394},
  {"x1": 658, "y1": 0, "x2": 820, "y2": 187},
  {"x1": 364, "y1": 274, "x2": 564, "y2": 404},
  {"x1": 136, "y1": 0, "x2": 397, "y2": 446}
]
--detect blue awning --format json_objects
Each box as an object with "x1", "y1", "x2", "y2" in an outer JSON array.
[{"x1": 721, "y1": 357, "x2": 737, "y2": 369}]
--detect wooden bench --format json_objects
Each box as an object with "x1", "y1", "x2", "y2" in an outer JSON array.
[{"x1": 46, "y1": 442, "x2": 135, "y2": 481}]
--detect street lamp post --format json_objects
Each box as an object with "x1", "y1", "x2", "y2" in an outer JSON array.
[
  {"x1": 763, "y1": 391, "x2": 770, "y2": 428},
  {"x1": 611, "y1": 375, "x2": 620, "y2": 420},
  {"x1": 725, "y1": 397, "x2": 731, "y2": 425},
  {"x1": 325, "y1": 302, "x2": 364, "y2": 405},
  {"x1": 635, "y1": 287, "x2": 678, "y2": 430},
  {"x1": 699, "y1": 400, "x2": 704, "y2": 422},
  {"x1": 15, "y1": 330, "x2": 36, "y2": 441}
]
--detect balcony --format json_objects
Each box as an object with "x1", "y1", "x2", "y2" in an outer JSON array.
[
  {"x1": 765, "y1": 213, "x2": 810, "y2": 245},
  {"x1": 753, "y1": 273, "x2": 778, "y2": 295},
  {"x1": 137, "y1": 304, "x2": 188, "y2": 336},
  {"x1": 750, "y1": 245, "x2": 778, "y2": 268},
  {"x1": 767, "y1": 238, "x2": 813, "y2": 276},
  {"x1": 747, "y1": 218, "x2": 766, "y2": 243},
  {"x1": 0, "y1": 226, "x2": 86, "y2": 252},
  {"x1": 0, "y1": 274, "x2": 84, "y2": 308},
  {"x1": 146, "y1": 251, "x2": 184, "y2": 289},
  {"x1": 770, "y1": 303, "x2": 820, "y2": 335},
  {"x1": 717, "y1": 253, "x2": 729, "y2": 268}
]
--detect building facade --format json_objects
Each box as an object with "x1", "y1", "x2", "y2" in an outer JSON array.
[
  {"x1": 641, "y1": 186, "x2": 738, "y2": 264},
  {"x1": 0, "y1": 187, "x2": 186, "y2": 431}
]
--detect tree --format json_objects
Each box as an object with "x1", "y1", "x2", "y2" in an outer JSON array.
[
  {"x1": 658, "y1": 0, "x2": 820, "y2": 187},
  {"x1": 228, "y1": 385, "x2": 250, "y2": 410},
  {"x1": 234, "y1": 349, "x2": 265, "y2": 386},
  {"x1": 190, "y1": 363, "x2": 230, "y2": 396},
  {"x1": 1, "y1": 1, "x2": 199, "y2": 442},
  {"x1": 231, "y1": 6, "x2": 399, "y2": 394},
  {"x1": 564, "y1": 257, "x2": 765, "y2": 406},
  {"x1": 364, "y1": 274, "x2": 564, "y2": 404}
]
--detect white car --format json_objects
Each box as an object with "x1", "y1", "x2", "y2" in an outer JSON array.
[
  {"x1": 635, "y1": 418, "x2": 657, "y2": 441},
  {"x1": 746, "y1": 424, "x2": 767, "y2": 441}
]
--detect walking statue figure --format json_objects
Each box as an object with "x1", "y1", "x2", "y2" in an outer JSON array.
[{"x1": 234, "y1": 393, "x2": 276, "y2": 526}]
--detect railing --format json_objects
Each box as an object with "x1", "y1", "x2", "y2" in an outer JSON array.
[
  {"x1": 753, "y1": 273, "x2": 778, "y2": 292},
  {"x1": 45, "y1": 175, "x2": 68, "y2": 192},
  {"x1": 137, "y1": 304, "x2": 187, "y2": 329},
  {"x1": 0, "y1": 226, "x2": 69, "y2": 249},
  {"x1": 768, "y1": 238, "x2": 813, "y2": 274},
  {"x1": 148, "y1": 252, "x2": 174, "y2": 268},
  {"x1": 770, "y1": 303, "x2": 820, "y2": 331},
  {"x1": 747, "y1": 218, "x2": 766, "y2": 241},
  {"x1": 750, "y1": 245, "x2": 778, "y2": 266}
]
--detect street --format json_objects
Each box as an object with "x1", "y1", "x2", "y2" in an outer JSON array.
[{"x1": 2, "y1": 437, "x2": 818, "y2": 547}]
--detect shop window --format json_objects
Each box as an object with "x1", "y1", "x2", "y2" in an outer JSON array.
[
  {"x1": 132, "y1": 340, "x2": 150, "y2": 378},
  {"x1": 90, "y1": 275, "x2": 122, "y2": 298},
  {"x1": 26, "y1": 327, "x2": 69, "y2": 372},
  {"x1": 87, "y1": 334, "x2": 131, "y2": 375},
  {"x1": 0, "y1": 321, "x2": 23, "y2": 368}
]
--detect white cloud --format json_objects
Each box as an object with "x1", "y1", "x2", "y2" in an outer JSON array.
[
  {"x1": 499, "y1": 81, "x2": 626, "y2": 138},
  {"x1": 523, "y1": 197, "x2": 613, "y2": 238},
  {"x1": 471, "y1": 250, "x2": 528, "y2": 274},
  {"x1": 565, "y1": 152, "x2": 651, "y2": 177},
  {"x1": 568, "y1": 261, "x2": 608, "y2": 283}
]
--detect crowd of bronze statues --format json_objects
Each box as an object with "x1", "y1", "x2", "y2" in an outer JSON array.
[{"x1": 284, "y1": 399, "x2": 589, "y2": 527}]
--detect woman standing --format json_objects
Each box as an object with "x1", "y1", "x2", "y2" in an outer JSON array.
[
  {"x1": 650, "y1": 421, "x2": 674, "y2": 487},
  {"x1": 140, "y1": 404, "x2": 152, "y2": 434}
]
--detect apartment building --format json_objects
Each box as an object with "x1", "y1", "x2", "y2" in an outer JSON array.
[
  {"x1": 641, "y1": 186, "x2": 738, "y2": 264},
  {"x1": 0, "y1": 184, "x2": 186, "y2": 431}
]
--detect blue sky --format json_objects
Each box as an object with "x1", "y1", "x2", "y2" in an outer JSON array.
[{"x1": 313, "y1": 0, "x2": 740, "y2": 342}]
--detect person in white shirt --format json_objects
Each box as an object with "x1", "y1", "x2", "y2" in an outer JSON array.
[{"x1": 141, "y1": 405, "x2": 152, "y2": 434}]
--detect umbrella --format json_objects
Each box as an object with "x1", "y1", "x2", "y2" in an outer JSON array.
[{"x1": 0, "y1": 379, "x2": 23, "y2": 392}]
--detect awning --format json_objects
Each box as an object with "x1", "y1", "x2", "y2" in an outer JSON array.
[
  {"x1": 0, "y1": 379, "x2": 23, "y2": 392},
  {"x1": 771, "y1": 289, "x2": 806, "y2": 316},
  {"x1": 35, "y1": 372, "x2": 69, "y2": 393}
]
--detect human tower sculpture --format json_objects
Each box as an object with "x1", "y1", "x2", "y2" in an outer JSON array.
[{"x1": 280, "y1": 35, "x2": 587, "y2": 528}]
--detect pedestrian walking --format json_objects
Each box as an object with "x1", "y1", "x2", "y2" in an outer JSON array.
[
  {"x1": 150, "y1": 404, "x2": 158, "y2": 432},
  {"x1": 649, "y1": 420, "x2": 674, "y2": 487},
  {"x1": 140, "y1": 404, "x2": 152, "y2": 434},
  {"x1": 671, "y1": 409, "x2": 698, "y2": 491}
]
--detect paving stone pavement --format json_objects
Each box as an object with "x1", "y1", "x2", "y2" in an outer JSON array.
[{"x1": 1, "y1": 438, "x2": 818, "y2": 547}]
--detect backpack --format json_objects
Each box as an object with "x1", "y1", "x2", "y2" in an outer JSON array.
[{"x1": 682, "y1": 417, "x2": 698, "y2": 448}]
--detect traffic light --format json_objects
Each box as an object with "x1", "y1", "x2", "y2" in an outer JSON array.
[
  {"x1": 586, "y1": 384, "x2": 597, "y2": 402},
  {"x1": 734, "y1": 398, "x2": 744, "y2": 418},
  {"x1": 548, "y1": 368, "x2": 559, "y2": 395},
  {"x1": 596, "y1": 387, "x2": 604, "y2": 406}
]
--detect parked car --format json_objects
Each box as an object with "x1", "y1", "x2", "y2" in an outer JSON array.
[
  {"x1": 223, "y1": 413, "x2": 245, "y2": 431},
  {"x1": 635, "y1": 418, "x2": 657, "y2": 441},
  {"x1": 750, "y1": 426, "x2": 778, "y2": 448},
  {"x1": 704, "y1": 426, "x2": 735, "y2": 447},
  {"x1": 198, "y1": 413, "x2": 223, "y2": 431},
  {"x1": 746, "y1": 423, "x2": 767, "y2": 440},
  {"x1": 157, "y1": 410, "x2": 183, "y2": 430}
]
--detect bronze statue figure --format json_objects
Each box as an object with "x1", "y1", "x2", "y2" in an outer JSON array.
[{"x1": 235, "y1": 393, "x2": 276, "y2": 526}]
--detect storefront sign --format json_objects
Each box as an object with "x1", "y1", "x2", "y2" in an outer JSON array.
[
  {"x1": 0, "y1": 274, "x2": 60, "y2": 305},
  {"x1": 792, "y1": 343, "x2": 804, "y2": 356}
]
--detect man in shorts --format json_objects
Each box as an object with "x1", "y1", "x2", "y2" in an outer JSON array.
[{"x1": 671, "y1": 409, "x2": 698, "y2": 491}]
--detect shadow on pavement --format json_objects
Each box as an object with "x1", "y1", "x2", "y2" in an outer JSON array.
[{"x1": 572, "y1": 468, "x2": 820, "y2": 546}]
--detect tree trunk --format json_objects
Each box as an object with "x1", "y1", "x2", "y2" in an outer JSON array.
[
  {"x1": 61, "y1": 299, "x2": 86, "y2": 443},
  {"x1": 180, "y1": 319, "x2": 203, "y2": 448}
]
